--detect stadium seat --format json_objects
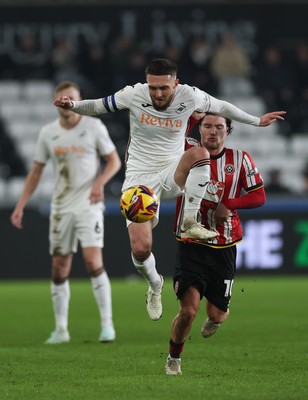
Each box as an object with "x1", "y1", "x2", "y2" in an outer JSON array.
[
  {"x1": 290, "y1": 134, "x2": 308, "y2": 156},
  {"x1": 227, "y1": 131, "x2": 287, "y2": 157},
  {"x1": 22, "y1": 80, "x2": 54, "y2": 101},
  {"x1": 7, "y1": 120, "x2": 41, "y2": 140},
  {"x1": 226, "y1": 96, "x2": 266, "y2": 118},
  {"x1": 1, "y1": 101, "x2": 57, "y2": 123},
  {"x1": 218, "y1": 77, "x2": 255, "y2": 97},
  {"x1": 0, "y1": 80, "x2": 22, "y2": 101},
  {"x1": 15, "y1": 139, "x2": 36, "y2": 168},
  {"x1": 6, "y1": 177, "x2": 26, "y2": 205}
]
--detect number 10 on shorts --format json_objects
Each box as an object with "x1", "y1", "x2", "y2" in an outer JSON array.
[{"x1": 224, "y1": 279, "x2": 234, "y2": 297}]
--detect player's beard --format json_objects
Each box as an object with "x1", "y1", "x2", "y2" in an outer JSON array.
[
  {"x1": 153, "y1": 103, "x2": 168, "y2": 111},
  {"x1": 151, "y1": 94, "x2": 174, "y2": 111}
]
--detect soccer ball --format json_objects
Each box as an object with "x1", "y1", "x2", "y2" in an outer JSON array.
[{"x1": 120, "y1": 185, "x2": 159, "y2": 223}]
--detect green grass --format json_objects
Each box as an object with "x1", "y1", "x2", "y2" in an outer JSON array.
[{"x1": 0, "y1": 276, "x2": 307, "y2": 400}]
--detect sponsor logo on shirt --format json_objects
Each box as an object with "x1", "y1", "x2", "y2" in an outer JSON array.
[
  {"x1": 95, "y1": 222, "x2": 101, "y2": 233},
  {"x1": 247, "y1": 168, "x2": 258, "y2": 177},
  {"x1": 186, "y1": 138, "x2": 199, "y2": 147},
  {"x1": 54, "y1": 145, "x2": 87, "y2": 155},
  {"x1": 140, "y1": 113, "x2": 183, "y2": 128},
  {"x1": 206, "y1": 181, "x2": 225, "y2": 195}
]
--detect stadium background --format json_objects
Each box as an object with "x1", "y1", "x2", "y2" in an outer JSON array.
[{"x1": 0, "y1": 1, "x2": 308, "y2": 279}]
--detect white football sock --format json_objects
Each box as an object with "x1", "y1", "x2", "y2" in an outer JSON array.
[
  {"x1": 183, "y1": 159, "x2": 210, "y2": 221},
  {"x1": 51, "y1": 280, "x2": 70, "y2": 332},
  {"x1": 91, "y1": 271, "x2": 113, "y2": 327},
  {"x1": 131, "y1": 252, "x2": 161, "y2": 292}
]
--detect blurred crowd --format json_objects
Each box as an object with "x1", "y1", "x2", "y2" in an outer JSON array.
[
  {"x1": 0, "y1": 32, "x2": 308, "y2": 194},
  {"x1": 0, "y1": 32, "x2": 308, "y2": 137}
]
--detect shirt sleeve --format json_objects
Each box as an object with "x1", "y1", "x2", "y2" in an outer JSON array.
[
  {"x1": 33, "y1": 129, "x2": 49, "y2": 164},
  {"x1": 223, "y1": 152, "x2": 265, "y2": 210},
  {"x1": 206, "y1": 95, "x2": 261, "y2": 126},
  {"x1": 222, "y1": 186, "x2": 266, "y2": 210},
  {"x1": 240, "y1": 152, "x2": 264, "y2": 190},
  {"x1": 71, "y1": 85, "x2": 135, "y2": 115}
]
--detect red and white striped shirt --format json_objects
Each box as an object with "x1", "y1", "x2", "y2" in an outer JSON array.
[{"x1": 175, "y1": 138, "x2": 264, "y2": 248}]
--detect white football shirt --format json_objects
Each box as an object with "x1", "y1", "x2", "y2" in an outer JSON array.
[
  {"x1": 34, "y1": 116, "x2": 115, "y2": 214},
  {"x1": 72, "y1": 82, "x2": 260, "y2": 176},
  {"x1": 111, "y1": 83, "x2": 210, "y2": 174}
]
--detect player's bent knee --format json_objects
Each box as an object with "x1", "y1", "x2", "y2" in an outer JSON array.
[
  {"x1": 132, "y1": 248, "x2": 151, "y2": 261},
  {"x1": 89, "y1": 267, "x2": 104, "y2": 277},
  {"x1": 189, "y1": 146, "x2": 210, "y2": 161},
  {"x1": 181, "y1": 305, "x2": 198, "y2": 322},
  {"x1": 208, "y1": 309, "x2": 229, "y2": 324},
  {"x1": 52, "y1": 276, "x2": 69, "y2": 285}
]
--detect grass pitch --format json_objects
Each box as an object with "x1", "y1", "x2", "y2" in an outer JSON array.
[{"x1": 0, "y1": 276, "x2": 307, "y2": 400}]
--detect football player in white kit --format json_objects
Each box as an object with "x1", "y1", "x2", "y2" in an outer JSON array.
[
  {"x1": 54, "y1": 59, "x2": 285, "y2": 322},
  {"x1": 11, "y1": 81, "x2": 121, "y2": 344}
]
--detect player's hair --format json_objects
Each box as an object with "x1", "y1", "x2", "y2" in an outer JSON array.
[
  {"x1": 145, "y1": 59, "x2": 177, "y2": 77},
  {"x1": 55, "y1": 80, "x2": 80, "y2": 94},
  {"x1": 200, "y1": 112, "x2": 233, "y2": 135}
]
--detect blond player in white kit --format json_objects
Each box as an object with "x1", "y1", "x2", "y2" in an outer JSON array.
[
  {"x1": 54, "y1": 59, "x2": 285, "y2": 322},
  {"x1": 11, "y1": 81, "x2": 121, "y2": 344}
]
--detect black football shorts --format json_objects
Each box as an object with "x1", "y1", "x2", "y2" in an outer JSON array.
[{"x1": 173, "y1": 241, "x2": 237, "y2": 312}]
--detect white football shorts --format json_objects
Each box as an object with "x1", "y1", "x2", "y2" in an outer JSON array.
[
  {"x1": 122, "y1": 157, "x2": 183, "y2": 227},
  {"x1": 49, "y1": 207, "x2": 104, "y2": 255}
]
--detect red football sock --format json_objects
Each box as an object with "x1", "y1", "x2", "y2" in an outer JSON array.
[{"x1": 169, "y1": 339, "x2": 185, "y2": 358}]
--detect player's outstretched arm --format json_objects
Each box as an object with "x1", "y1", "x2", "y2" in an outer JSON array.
[
  {"x1": 207, "y1": 95, "x2": 286, "y2": 127},
  {"x1": 54, "y1": 96, "x2": 105, "y2": 115},
  {"x1": 259, "y1": 111, "x2": 286, "y2": 126}
]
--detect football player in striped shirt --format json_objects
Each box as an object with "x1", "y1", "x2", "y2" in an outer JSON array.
[{"x1": 166, "y1": 113, "x2": 266, "y2": 376}]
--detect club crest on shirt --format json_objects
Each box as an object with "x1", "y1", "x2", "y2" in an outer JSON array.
[
  {"x1": 176, "y1": 103, "x2": 187, "y2": 114},
  {"x1": 225, "y1": 164, "x2": 235, "y2": 175}
]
